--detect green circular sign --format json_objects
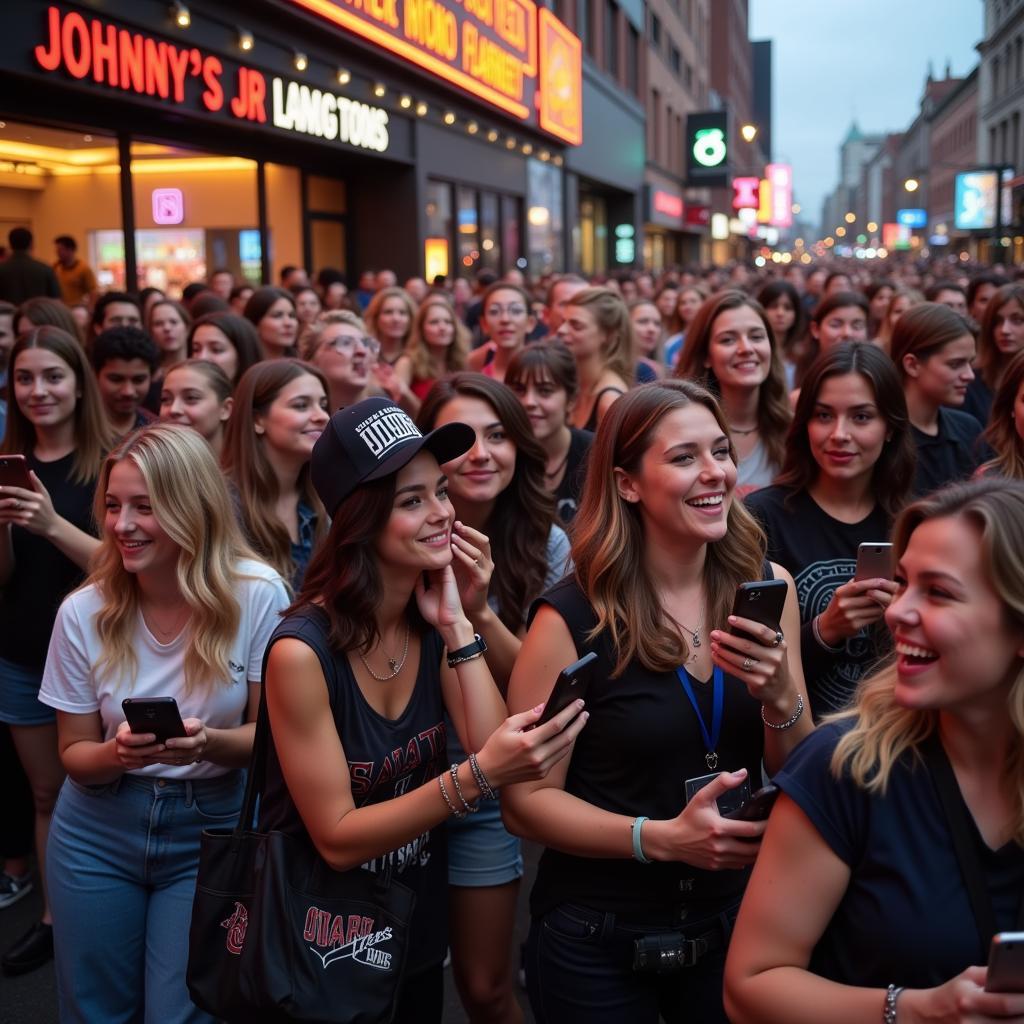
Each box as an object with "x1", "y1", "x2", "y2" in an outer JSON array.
[{"x1": 693, "y1": 127, "x2": 727, "y2": 169}]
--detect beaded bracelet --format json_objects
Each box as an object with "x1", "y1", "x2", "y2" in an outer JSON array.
[
  {"x1": 449, "y1": 763, "x2": 479, "y2": 814},
  {"x1": 438, "y1": 772, "x2": 465, "y2": 818},
  {"x1": 882, "y1": 984, "x2": 903, "y2": 1024},
  {"x1": 761, "y1": 693, "x2": 805, "y2": 731},
  {"x1": 468, "y1": 752, "x2": 497, "y2": 800}
]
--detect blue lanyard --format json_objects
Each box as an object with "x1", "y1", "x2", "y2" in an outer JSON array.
[{"x1": 676, "y1": 665, "x2": 724, "y2": 771}]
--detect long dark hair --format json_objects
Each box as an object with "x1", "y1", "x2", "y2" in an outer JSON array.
[
  {"x1": 756, "y1": 279, "x2": 806, "y2": 357},
  {"x1": 775, "y1": 342, "x2": 915, "y2": 522},
  {"x1": 674, "y1": 289, "x2": 792, "y2": 470},
  {"x1": 795, "y1": 290, "x2": 870, "y2": 385},
  {"x1": 289, "y1": 474, "x2": 426, "y2": 652},
  {"x1": 978, "y1": 283, "x2": 1024, "y2": 389},
  {"x1": 187, "y1": 312, "x2": 264, "y2": 384},
  {"x1": 418, "y1": 372, "x2": 555, "y2": 631}
]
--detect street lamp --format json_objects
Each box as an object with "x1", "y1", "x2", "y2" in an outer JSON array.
[
  {"x1": 740, "y1": 124, "x2": 758, "y2": 143},
  {"x1": 904, "y1": 178, "x2": 920, "y2": 192}
]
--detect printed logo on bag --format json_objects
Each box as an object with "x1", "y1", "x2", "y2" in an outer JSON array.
[
  {"x1": 303, "y1": 908, "x2": 395, "y2": 971},
  {"x1": 355, "y1": 407, "x2": 420, "y2": 459},
  {"x1": 221, "y1": 902, "x2": 249, "y2": 955}
]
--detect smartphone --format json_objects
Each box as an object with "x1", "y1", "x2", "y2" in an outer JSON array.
[
  {"x1": 533, "y1": 652, "x2": 598, "y2": 729},
  {"x1": 684, "y1": 771, "x2": 751, "y2": 817},
  {"x1": 0, "y1": 455, "x2": 33, "y2": 491},
  {"x1": 854, "y1": 542, "x2": 893, "y2": 582},
  {"x1": 723, "y1": 783, "x2": 780, "y2": 821},
  {"x1": 121, "y1": 697, "x2": 188, "y2": 743},
  {"x1": 729, "y1": 579, "x2": 789, "y2": 644},
  {"x1": 986, "y1": 932, "x2": 1024, "y2": 993}
]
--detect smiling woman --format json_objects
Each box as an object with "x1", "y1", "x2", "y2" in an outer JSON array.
[
  {"x1": 221, "y1": 359, "x2": 330, "y2": 589},
  {"x1": 725, "y1": 477, "x2": 1024, "y2": 1024}
]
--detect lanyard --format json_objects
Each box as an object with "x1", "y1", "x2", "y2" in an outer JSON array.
[{"x1": 676, "y1": 665, "x2": 724, "y2": 771}]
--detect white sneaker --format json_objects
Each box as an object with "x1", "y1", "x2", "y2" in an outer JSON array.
[{"x1": 0, "y1": 872, "x2": 33, "y2": 910}]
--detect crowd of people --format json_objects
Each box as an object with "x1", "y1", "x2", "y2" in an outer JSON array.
[{"x1": 0, "y1": 227, "x2": 1023, "y2": 1024}]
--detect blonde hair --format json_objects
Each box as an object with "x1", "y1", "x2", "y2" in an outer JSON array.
[
  {"x1": 405, "y1": 295, "x2": 469, "y2": 381},
  {"x1": 572, "y1": 380, "x2": 766, "y2": 677},
  {"x1": 364, "y1": 286, "x2": 417, "y2": 350},
  {"x1": 566, "y1": 287, "x2": 634, "y2": 384},
  {"x1": 89, "y1": 424, "x2": 261, "y2": 691},
  {"x1": 299, "y1": 309, "x2": 367, "y2": 361},
  {"x1": 830, "y1": 478, "x2": 1024, "y2": 846}
]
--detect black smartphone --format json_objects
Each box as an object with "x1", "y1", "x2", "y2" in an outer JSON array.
[
  {"x1": 723, "y1": 783, "x2": 781, "y2": 821},
  {"x1": 533, "y1": 652, "x2": 598, "y2": 729},
  {"x1": 854, "y1": 542, "x2": 893, "y2": 582},
  {"x1": 121, "y1": 697, "x2": 188, "y2": 743},
  {"x1": 0, "y1": 455, "x2": 33, "y2": 491},
  {"x1": 986, "y1": 931, "x2": 1024, "y2": 993},
  {"x1": 729, "y1": 579, "x2": 789, "y2": 644}
]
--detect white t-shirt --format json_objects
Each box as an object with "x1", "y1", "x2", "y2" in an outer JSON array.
[{"x1": 39, "y1": 559, "x2": 289, "y2": 780}]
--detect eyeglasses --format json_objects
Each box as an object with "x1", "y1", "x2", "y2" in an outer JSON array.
[
  {"x1": 322, "y1": 335, "x2": 380, "y2": 354},
  {"x1": 484, "y1": 304, "x2": 528, "y2": 318}
]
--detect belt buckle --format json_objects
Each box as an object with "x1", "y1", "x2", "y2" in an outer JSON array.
[{"x1": 678, "y1": 935, "x2": 709, "y2": 967}]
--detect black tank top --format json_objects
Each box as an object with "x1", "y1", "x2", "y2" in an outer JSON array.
[
  {"x1": 582, "y1": 386, "x2": 625, "y2": 433},
  {"x1": 527, "y1": 574, "x2": 769, "y2": 918},
  {"x1": 258, "y1": 607, "x2": 449, "y2": 972}
]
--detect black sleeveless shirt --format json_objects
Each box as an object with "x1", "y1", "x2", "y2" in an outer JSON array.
[
  {"x1": 527, "y1": 574, "x2": 768, "y2": 918},
  {"x1": 258, "y1": 607, "x2": 449, "y2": 973}
]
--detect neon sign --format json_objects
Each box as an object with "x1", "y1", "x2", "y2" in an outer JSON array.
[
  {"x1": 32, "y1": 6, "x2": 390, "y2": 153},
  {"x1": 732, "y1": 177, "x2": 759, "y2": 210}
]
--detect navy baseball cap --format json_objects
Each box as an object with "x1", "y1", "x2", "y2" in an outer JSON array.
[{"x1": 311, "y1": 398, "x2": 475, "y2": 515}]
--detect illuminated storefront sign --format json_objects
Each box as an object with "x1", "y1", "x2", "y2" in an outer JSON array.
[
  {"x1": 953, "y1": 169, "x2": 1013, "y2": 230},
  {"x1": 644, "y1": 186, "x2": 685, "y2": 229},
  {"x1": 765, "y1": 163, "x2": 792, "y2": 228},
  {"x1": 732, "y1": 176, "x2": 759, "y2": 210},
  {"x1": 151, "y1": 188, "x2": 184, "y2": 224},
  {"x1": 896, "y1": 208, "x2": 927, "y2": 228},
  {"x1": 686, "y1": 111, "x2": 729, "y2": 188},
  {"x1": 424, "y1": 237, "x2": 450, "y2": 279},
  {"x1": 32, "y1": 6, "x2": 393, "y2": 154},
  {"x1": 287, "y1": 0, "x2": 581, "y2": 142}
]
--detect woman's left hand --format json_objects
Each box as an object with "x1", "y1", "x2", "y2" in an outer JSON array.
[
  {"x1": 415, "y1": 564, "x2": 468, "y2": 636},
  {"x1": 0, "y1": 472, "x2": 60, "y2": 538},
  {"x1": 449, "y1": 521, "x2": 493, "y2": 618},
  {"x1": 709, "y1": 616, "x2": 792, "y2": 707},
  {"x1": 159, "y1": 719, "x2": 209, "y2": 767}
]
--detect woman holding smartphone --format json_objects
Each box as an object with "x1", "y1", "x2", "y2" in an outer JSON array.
[
  {"x1": 39, "y1": 425, "x2": 289, "y2": 1022},
  {"x1": 0, "y1": 325, "x2": 113, "y2": 975},
  {"x1": 418, "y1": 373, "x2": 569, "y2": 1024},
  {"x1": 503, "y1": 380, "x2": 811, "y2": 1024},
  {"x1": 746, "y1": 344, "x2": 914, "y2": 717},
  {"x1": 725, "y1": 477, "x2": 1024, "y2": 1024},
  {"x1": 258, "y1": 397, "x2": 585, "y2": 1023}
]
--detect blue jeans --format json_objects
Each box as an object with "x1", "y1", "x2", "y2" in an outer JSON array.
[
  {"x1": 47, "y1": 772, "x2": 244, "y2": 1024},
  {"x1": 526, "y1": 899, "x2": 739, "y2": 1024}
]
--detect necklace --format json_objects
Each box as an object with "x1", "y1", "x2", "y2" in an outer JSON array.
[
  {"x1": 730, "y1": 423, "x2": 759, "y2": 437},
  {"x1": 143, "y1": 603, "x2": 190, "y2": 644},
  {"x1": 358, "y1": 622, "x2": 411, "y2": 681},
  {"x1": 668, "y1": 614, "x2": 702, "y2": 661},
  {"x1": 545, "y1": 451, "x2": 570, "y2": 481}
]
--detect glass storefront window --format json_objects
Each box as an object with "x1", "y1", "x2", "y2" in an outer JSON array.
[
  {"x1": 131, "y1": 141, "x2": 257, "y2": 295},
  {"x1": 480, "y1": 192, "x2": 500, "y2": 272},
  {"x1": 502, "y1": 195, "x2": 522, "y2": 271},
  {"x1": 0, "y1": 119, "x2": 122, "y2": 291},
  {"x1": 457, "y1": 185, "x2": 480, "y2": 274},
  {"x1": 425, "y1": 180, "x2": 453, "y2": 281},
  {"x1": 307, "y1": 175, "x2": 347, "y2": 278},
  {"x1": 579, "y1": 193, "x2": 608, "y2": 275},
  {"x1": 527, "y1": 158, "x2": 564, "y2": 274}
]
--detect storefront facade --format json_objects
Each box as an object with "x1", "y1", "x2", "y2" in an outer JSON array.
[{"x1": 0, "y1": 0, "x2": 582, "y2": 291}]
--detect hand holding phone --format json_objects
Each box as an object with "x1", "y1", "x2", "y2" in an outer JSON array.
[
  {"x1": 727, "y1": 580, "x2": 788, "y2": 645},
  {"x1": 0, "y1": 455, "x2": 34, "y2": 492},
  {"x1": 854, "y1": 542, "x2": 893, "y2": 582},
  {"x1": 723, "y1": 783, "x2": 780, "y2": 821},
  {"x1": 532, "y1": 652, "x2": 598, "y2": 730},
  {"x1": 122, "y1": 697, "x2": 188, "y2": 744},
  {"x1": 987, "y1": 932, "x2": 1024, "y2": 993}
]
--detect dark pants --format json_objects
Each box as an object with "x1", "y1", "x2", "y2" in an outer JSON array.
[{"x1": 526, "y1": 900, "x2": 738, "y2": 1024}]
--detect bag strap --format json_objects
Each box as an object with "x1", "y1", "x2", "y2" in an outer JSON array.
[{"x1": 922, "y1": 733, "x2": 1002, "y2": 955}]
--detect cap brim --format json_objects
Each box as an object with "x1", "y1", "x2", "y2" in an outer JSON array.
[{"x1": 363, "y1": 420, "x2": 476, "y2": 483}]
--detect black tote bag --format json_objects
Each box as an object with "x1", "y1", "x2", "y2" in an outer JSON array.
[{"x1": 186, "y1": 682, "x2": 416, "y2": 1023}]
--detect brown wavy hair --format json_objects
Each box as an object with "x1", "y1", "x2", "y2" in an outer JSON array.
[
  {"x1": 573, "y1": 379, "x2": 766, "y2": 677},
  {"x1": 221, "y1": 359, "x2": 328, "y2": 582},
  {"x1": 775, "y1": 342, "x2": 916, "y2": 522},
  {"x1": 674, "y1": 290, "x2": 792, "y2": 470},
  {"x1": 830, "y1": 477, "x2": 1024, "y2": 847},
  {"x1": 418, "y1": 372, "x2": 555, "y2": 631},
  {"x1": 404, "y1": 295, "x2": 469, "y2": 382},
  {"x1": 982, "y1": 347, "x2": 1024, "y2": 480},
  {"x1": 977, "y1": 283, "x2": 1024, "y2": 390},
  {"x1": 3, "y1": 326, "x2": 114, "y2": 483},
  {"x1": 566, "y1": 287, "x2": 634, "y2": 384}
]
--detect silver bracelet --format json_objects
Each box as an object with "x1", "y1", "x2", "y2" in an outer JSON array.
[
  {"x1": 449, "y1": 763, "x2": 478, "y2": 814},
  {"x1": 812, "y1": 614, "x2": 844, "y2": 652},
  {"x1": 438, "y1": 772, "x2": 465, "y2": 818},
  {"x1": 761, "y1": 693, "x2": 805, "y2": 730},
  {"x1": 468, "y1": 752, "x2": 497, "y2": 800},
  {"x1": 883, "y1": 984, "x2": 903, "y2": 1024}
]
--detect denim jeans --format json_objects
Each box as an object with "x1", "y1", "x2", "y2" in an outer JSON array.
[
  {"x1": 47, "y1": 771, "x2": 244, "y2": 1024},
  {"x1": 526, "y1": 899, "x2": 740, "y2": 1024}
]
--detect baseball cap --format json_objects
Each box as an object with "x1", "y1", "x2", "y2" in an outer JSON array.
[{"x1": 311, "y1": 397, "x2": 475, "y2": 515}]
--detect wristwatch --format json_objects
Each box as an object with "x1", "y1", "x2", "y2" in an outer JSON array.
[{"x1": 446, "y1": 633, "x2": 488, "y2": 668}]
